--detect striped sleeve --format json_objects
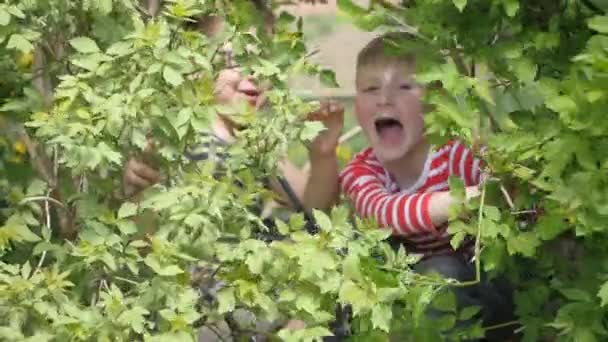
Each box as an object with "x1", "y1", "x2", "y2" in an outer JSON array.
[
  {"x1": 447, "y1": 141, "x2": 485, "y2": 186},
  {"x1": 339, "y1": 163, "x2": 438, "y2": 237}
]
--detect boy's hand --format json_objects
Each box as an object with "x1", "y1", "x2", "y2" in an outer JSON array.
[
  {"x1": 122, "y1": 139, "x2": 161, "y2": 199},
  {"x1": 306, "y1": 99, "x2": 344, "y2": 157}
]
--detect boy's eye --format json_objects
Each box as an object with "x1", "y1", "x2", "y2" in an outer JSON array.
[
  {"x1": 400, "y1": 84, "x2": 413, "y2": 90},
  {"x1": 364, "y1": 86, "x2": 379, "y2": 92}
]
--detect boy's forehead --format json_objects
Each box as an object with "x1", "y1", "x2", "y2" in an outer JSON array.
[{"x1": 357, "y1": 61, "x2": 416, "y2": 80}]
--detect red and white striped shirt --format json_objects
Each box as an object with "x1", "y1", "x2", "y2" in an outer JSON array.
[{"x1": 338, "y1": 140, "x2": 483, "y2": 257}]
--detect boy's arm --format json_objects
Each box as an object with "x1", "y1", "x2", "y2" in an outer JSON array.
[
  {"x1": 302, "y1": 151, "x2": 340, "y2": 211},
  {"x1": 301, "y1": 100, "x2": 344, "y2": 211},
  {"x1": 267, "y1": 100, "x2": 344, "y2": 211},
  {"x1": 340, "y1": 164, "x2": 480, "y2": 237}
]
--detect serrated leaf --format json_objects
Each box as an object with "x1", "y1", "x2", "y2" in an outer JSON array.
[
  {"x1": 7, "y1": 6, "x2": 25, "y2": 18},
  {"x1": 459, "y1": 305, "x2": 481, "y2": 320},
  {"x1": 107, "y1": 41, "x2": 132, "y2": 56},
  {"x1": 483, "y1": 206, "x2": 501, "y2": 222},
  {"x1": 7, "y1": 34, "x2": 34, "y2": 53},
  {"x1": 163, "y1": 65, "x2": 183, "y2": 86},
  {"x1": 371, "y1": 304, "x2": 392, "y2": 332},
  {"x1": 159, "y1": 265, "x2": 183, "y2": 276},
  {"x1": 453, "y1": 0, "x2": 467, "y2": 12},
  {"x1": 546, "y1": 95, "x2": 577, "y2": 115},
  {"x1": 118, "y1": 202, "x2": 138, "y2": 219},
  {"x1": 217, "y1": 287, "x2": 235, "y2": 313},
  {"x1": 300, "y1": 121, "x2": 325, "y2": 141},
  {"x1": 589, "y1": 16, "x2": 608, "y2": 33},
  {"x1": 3, "y1": 214, "x2": 40, "y2": 242},
  {"x1": 21, "y1": 261, "x2": 32, "y2": 279},
  {"x1": 433, "y1": 289, "x2": 457, "y2": 312},
  {"x1": 320, "y1": 69, "x2": 339, "y2": 88},
  {"x1": 117, "y1": 306, "x2": 149, "y2": 334},
  {"x1": 69, "y1": 37, "x2": 100, "y2": 53},
  {"x1": 450, "y1": 231, "x2": 466, "y2": 250},
  {"x1": 598, "y1": 281, "x2": 608, "y2": 307},
  {"x1": 559, "y1": 288, "x2": 591, "y2": 302},
  {"x1": 313, "y1": 209, "x2": 332, "y2": 232},
  {"x1": 506, "y1": 232, "x2": 540, "y2": 257},
  {"x1": 0, "y1": 9, "x2": 10, "y2": 26},
  {"x1": 503, "y1": 0, "x2": 519, "y2": 17},
  {"x1": 117, "y1": 221, "x2": 138, "y2": 235}
]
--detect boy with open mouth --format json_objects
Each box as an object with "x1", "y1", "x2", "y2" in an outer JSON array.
[{"x1": 306, "y1": 32, "x2": 517, "y2": 340}]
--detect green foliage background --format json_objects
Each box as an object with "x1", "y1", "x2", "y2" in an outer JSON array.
[{"x1": 2, "y1": 0, "x2": 608, "y2": 341}]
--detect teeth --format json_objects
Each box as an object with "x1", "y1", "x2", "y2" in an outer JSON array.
[{"x1": 375, "y1": 112, "x2": 396, "y2": 119}]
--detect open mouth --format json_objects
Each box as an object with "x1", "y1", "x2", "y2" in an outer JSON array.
[
  {"x1": 239, "y1": 89, "x2": 260, "y2": 97},
  {"x1": 374, "y1": 117, "x2": 404, "y2": 144}
]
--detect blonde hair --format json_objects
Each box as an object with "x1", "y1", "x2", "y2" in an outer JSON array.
[{"x1": 356, "y1": 31, "x2": 422, "y2": 73}]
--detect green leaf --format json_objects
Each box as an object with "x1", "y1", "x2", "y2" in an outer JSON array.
[
  {"x1": 503, "y1": 0, "x2": 519, "y2": 17},
  {"x1": 546, "y1": 95, "x2": 577, "y2": 115},
  {"x1": 483, "y1": 206, "x2": 501, "y2": 222},
  {"x1": 313, "y1": 209, "x2": 333, "y2": 232},
  {"x1": 107, "y1": 41, "x2": 132, "y2": 56},
  {"x1": 158, "y1": 265, "x2": 183, "y2": 276},
  {"x1": 117, "y1": 306, "x2": 149, "y2": 334},
  {"x1": 117, "y1": 221, "x2": 138, "y2": 235},
  {"x1": 163, "y1": 65, "x2": 184, "y2": 86},
  {"x1": 300, "y1": 121, "x2": 325, "y2": 141},
  {"x1": 589, "y1": 16, "x2": 608, "y2": 33},
  {"x1": 7, "y1": 34, "x2": 34, "y2": 53},
  {"x1": 371, "y1": 304, "x2": 392, "y2": 332},
  {"x1": 217, "y1": 287, "x2": 236, "y2": 313},
  {"x1": 559, "y1": 288, "x2": 591, "y2": 302},
  {"x1": 433, "y1": 290, "x2": 457, "y2": 313},
  {"x1": 511, "y1": 59, "x2": 537, "y2": 84},
  {"x1": 69, "y1": 37, "x2": 100, "y2": 53},
  {"x1": 6, "y1": 6, "x2": 25, "y2": 18},
  {"x1": 459, "y1": 305, "x2": 481, "y2": 320},
  {"x1": 450, "y1": 231, "x2": 466, "y2": 250},
  {"x1": 0, "y1": 8, "x2": 10, "y2": 26},
  {"x1": 118, "y1": 202, "x2": 138, "y2": 219},
  {"x1": 320, "y1": 69, "x2": 339, "y2": 88},
  {"x1": 598, "y1": 281, "x2": 608, "y2": 307},
  {"x1": 3, "y1": 214, "x2": 40, "y2": 242},
  {"x1": 453, "y1": 0, "x2": 467, "y2": 12},
  {"x1": 506, "y1": 232, "x2": 540, "y2": 257}
]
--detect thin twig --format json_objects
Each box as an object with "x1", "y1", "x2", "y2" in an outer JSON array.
[
  {"x1": 205, "y1": 323, "x2": 230, "y2": 342},
  {"x1": 500, "y1": 184, "x2": 514, "y2": 209},
  {"x1": 483, "y1": 320, "x2": 521, "y2": 331},
  {"x1": 452, "y1": 182, "x2": 487, "y2": 287},
  {"x1": 114, "y1": 276, "x2": 140, "y2": 286},
  {"x1": 20, "y1": 196, "x2": 65, "y2": 208},
  {"x1": 511, "y1": 209, "x2": 536, "y2": 215},
  {"x1": 34, "y1": 189, "x2": 53, "y2": 274}
]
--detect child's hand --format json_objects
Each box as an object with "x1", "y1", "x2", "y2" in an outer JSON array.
[
  {"x1": 122, "y1": 139, "x2": 161, "y2": 199},
  {"x1": 306, "y1": 99, "x2": 345, "y2": 157}
]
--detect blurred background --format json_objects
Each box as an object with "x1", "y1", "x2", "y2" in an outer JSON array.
[{"x1": 282, "y1": 0, "x2": 380, "y2": 166}]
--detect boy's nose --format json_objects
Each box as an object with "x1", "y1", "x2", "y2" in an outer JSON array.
[{"x1": 378, "y1": 87, "x2": 395, "y2": 106}]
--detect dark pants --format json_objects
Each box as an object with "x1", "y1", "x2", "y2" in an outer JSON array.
[{"x1": 413, "y1": 254, "x2": 516, "y2": 341}]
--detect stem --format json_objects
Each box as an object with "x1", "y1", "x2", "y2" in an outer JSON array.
[
  {"x1": 483, "y1": 320, "x2": 521, "y2": 331},
  {"x1": 205, "y1": 323, "x2": 229, "y2": 342},
  {"x1": 500, "y1": 184, "x2": 515, "y2": 209},
  {"x1": 452, "y1": 182, "x2": 487, "y2": 287},
  {"x1": 20, "y1": 196, "x2": 65, "y2": 208},
  {"x1": 114, "y1": 276, "x2": 140, "y2": 286},
  {"x1": 35, "y1": 189, "x2": 53, "y2": 274}
]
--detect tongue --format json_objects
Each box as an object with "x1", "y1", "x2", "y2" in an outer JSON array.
[{"x1": 378, "y1": 125, "x2": 403, "y2": 145}]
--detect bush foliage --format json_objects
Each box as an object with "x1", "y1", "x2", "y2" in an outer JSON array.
[{"x1": 2, "y1": 0, "x2": 608, "y2": 341}]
